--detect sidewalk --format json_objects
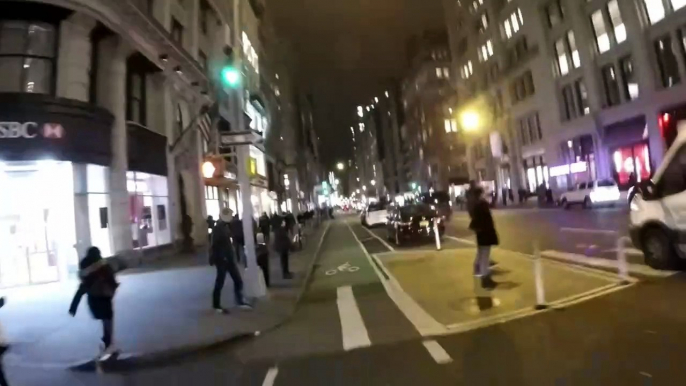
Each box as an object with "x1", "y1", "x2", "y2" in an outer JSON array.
[{"x1": 0, "y1": 222, "x2": 330, "y2": 371}]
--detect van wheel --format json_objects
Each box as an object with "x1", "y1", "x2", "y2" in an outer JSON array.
[
  {"x1": 561, "y1": 199, "x2": 570, "y2": 210},
  {"x1": 642, "y1": 228, "x2": 678, "y2": 270},
  {"x1": 583, "y1": 197, "x2": 592, "y2": 209}
]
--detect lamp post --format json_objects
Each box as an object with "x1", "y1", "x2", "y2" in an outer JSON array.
[{"x1": 336, "y1": 162, "x2": 345, "y2": 171}]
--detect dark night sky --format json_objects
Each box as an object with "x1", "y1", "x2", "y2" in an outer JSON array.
[{"x1": 267, "y1": 0, "x2": 444, "y2": 169}]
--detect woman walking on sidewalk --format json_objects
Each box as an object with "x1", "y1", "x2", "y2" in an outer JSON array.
[
  {"x1": 469, "y1": 187, "x2": 499, "y2": 290},
  {"x1": 69, "y1": 247, "x2": 119, "y2": 359}
]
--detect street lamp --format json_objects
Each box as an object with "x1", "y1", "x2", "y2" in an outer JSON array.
[
  {"x1": 336, "y1": 162, "x2": 345, "y2": 171},
  {"x1": 356, "y1": 189, "x2": 361, "y2": 193},
  {"x1": 460, "y1": 111, "x2": 481, "y2": 132},
  {"x1": 362, "y1": 185, "x2": 367, "y2": 190},
  {"x1": 370, "y1": 179, "x2": 376, "y2": 186},
  {"x1": 201, "y1": 161, "x2": 216, "y2": 178}
]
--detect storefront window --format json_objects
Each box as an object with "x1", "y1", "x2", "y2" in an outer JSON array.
[
  {"x1": 127, "y1": 172, "x2": 170, "y2": 249},
  {"x1": 612, "y1": 143, "x2": 651, "y2": 188},
  {"x1": 250, "y1": 145, "x2": 266, "y2": 177},
  {"x1": 0, "y1": 21, "x2": 56, "y2": 94}
]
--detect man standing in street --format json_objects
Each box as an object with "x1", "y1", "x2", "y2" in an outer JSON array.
[
  {"x1": 469, "y1": 187, "x2": 499, "y2": 289},
  {"x1": 211, "y1": 208, "x2": 251, "y2": 313},
  {"x1": 259, "y1": 212, "x2": 271, "y2": 244},
  {"x1": 274, "y1": 218, "x2": 293, "y2": 279}
]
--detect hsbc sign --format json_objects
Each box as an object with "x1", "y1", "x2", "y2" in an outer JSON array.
[{"x1": 0, "y1": 122, "x2": 65, "y2": 139}]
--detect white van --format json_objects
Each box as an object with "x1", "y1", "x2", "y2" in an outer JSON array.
[{"x1": 629, "y1": 127, "x2": 686, "y2": 269}]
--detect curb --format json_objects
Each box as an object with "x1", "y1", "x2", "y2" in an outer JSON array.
[
  {"x1": 539, "y1": 250, "x2": 678, "y2": 281},
  {"x1": 65, "y1": 222, "x2": 333, "y2": 373}
]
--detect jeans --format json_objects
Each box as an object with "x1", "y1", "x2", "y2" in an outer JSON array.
[
  {"x1": 102, "y1": 319, "x2": 113, "y2": 349},
  {"x1": 212, "y1": 260, "x2": 244, "y2": 308},
  {"x1": 474, "y1": 246, "x2": 491, "y2": 277},
  {"x1": 280, "y1": 250, "x2": 291, "y2": 276}
]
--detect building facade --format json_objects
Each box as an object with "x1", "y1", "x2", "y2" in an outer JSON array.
[
  {"x1": 445, "y1": 0, "x2": 686, "y2": 198},
  {"x1": 401, "y1": 30, "x2": 468, "y2": 193}
]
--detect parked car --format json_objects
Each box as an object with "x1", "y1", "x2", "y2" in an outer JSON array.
[
  {"x1": 630, "y1": 128, "x2": 686, "y2": 269},
  {"x1": 385, "y1": 204, "x2": 444, "y2": 246},
  {"x1": 559, "y1": 180, "x2": 621, "y2": 209},
  {"x1": 361, "y1": 202, "x2": 387, "y2": 227},
  {"x1": 418, "y1": 191, "x2": 452, "y2": 220}
]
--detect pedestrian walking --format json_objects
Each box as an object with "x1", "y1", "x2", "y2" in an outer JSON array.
[
  {"x1": 69, "y1": 247, "x2": 120, "y2": 359},
  {"x1": 469, "y1": 187, "x2": 499, "y2": 290},
  {"x1": 259, "y1": 212, "x2": 271, "y2": 244},
  {"x1": 255, "y1": 233, "x2": 270, "y2": 288},
  {"x1": 210, "y1": 208, "x2": 251, "y2": 313},
  {"x1": 274, "y1": 219, "x2": 293, "y2": 279},
  {"x1": 206, "y1": 215, "x2": 215, "y2": 242},
  {"x1": 229, "y1": 214, "x2": 245, "y2": 264},
  {"x1": 0, "y1": 297, "x2": 10, "y2": 386}
]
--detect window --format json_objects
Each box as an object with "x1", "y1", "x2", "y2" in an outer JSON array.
[
  {"x1": 511, "y1": 70, "x2": 535, "y2": 103},
  {"x1": 567, "y1": 31, "x2": 580, "y2": 68},
  {"x1": 436, "y1": 67, "x2": 443, "y2": 78},
  {"x1": 555, "y1": 38, "x2": 570, "y2": 75},
  {"x1": 444, "y1": 119, "x2": 458, "y2": 133},
  {"x1": 546, "y1": 0, "x2": 564, "y2": 28},
  {"x1": 242, "y1": 32, "x2": 259, "y2": 73},
  {"x1": 673, "y1": 0, "x2": 686, "y2": 12},
  {"x1": 561, "y1": 84, "x2": 576, "y2": 120},
  {"x1": 127, "y1": 71, "x2": 146, "y2": 125},
  {"x1": 591, "y1": 10, "x2": 610, "y2": 53},
  {"x1": 519, "y1": 118, "x2": 530, "y2": 145},
  {"x1": 478, "y1": 40, "x2": 494, "y2": 62},
  {"x1": 147, "y1": 0, "x2": 155, "y2": 13},
  {"x1": 171, "y1": 18, "x2": 183, "y2": 44},
  {"x1": 478, "y1": 12, "x2": 489, "y2": 33},
  {"x1": 601, "y1": 64, "x2": 621, "y2": 107},
  {"x1": 620, "y1": 56, "x2": 639, "y2": 100},
  {"x1": 643, "y1": 0, "x2": 666, "y2": 24},
  {"x1": 0, "y1": 21, "x2": 56, "y2": 94},
  {"x1": 574, "y1": 79, "x2": 590, "y2": 115},
  {"x1": 461, "y1": 60, "x2": 474, "y2": 79},
  {"x1": 528, "y1": 113, "x2": 542, "y2": 141},
  {"x1": 607, "y1": 0, "x2": 626, "y2": 44},
  {"x1": 198, "y1": 50, "x2": 208, "y2": 71},
  {"x1": 443, "y1": 67, "x2": 450, "y2": 78},
  {"x1": 655, "y1": 35, "x2": 681, "y2": 88},
  {"x1": 175, "y1": 104, "x2": 184, "y2": 138},
  {"x1": 200, "y1": 0, "x2": 210, "y2": 35}
]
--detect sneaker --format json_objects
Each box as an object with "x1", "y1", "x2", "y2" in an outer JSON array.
[
  {"x1": 214, "y1": 307, "x2": 230, "y2": 314},
  {"x1": 237, "y1": 302, "x2": 253, "y2": 310},
  {"x1": 98, "y1": 344, "x2": 120, "y2": 361},
  {"x1": 481, "y1": 276, "x2": 498, "y2": 290}
]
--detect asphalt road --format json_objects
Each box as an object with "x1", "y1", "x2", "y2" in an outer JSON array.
[{"x1": 12, "y1": 212, "x2": 686, "y2": 386}]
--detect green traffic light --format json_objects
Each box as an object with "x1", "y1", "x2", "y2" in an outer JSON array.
[{"x1": 221, "y1": 66, "x2": 240, "y2": 87}]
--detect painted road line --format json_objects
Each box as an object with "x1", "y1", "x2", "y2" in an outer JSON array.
[
  {"x1": 540, "y1": 250, "x2": 677, "y2": 278},
  {"x1": 261, "y1": 367, "x2": 279, "y2": 386},
  {"x1": 337, "y1": 286, "x2": 371, "y2": 351},
  {"x1": 560, "y1": 227, "x2": 618, "y2": 236},
  {"x1": 422, "y1": 340, "x2": 453, "y2": 364},
  {"x1": 359, "y1": 224, "x2": 396, "y2": 252},
  {"x1": 602, "y1": 247, "x2": 644, "y2": 256},
  {"x1": 445, "y1": 235, "x2": 476, "y2": 245},
  {"x1": 346, "y1": 221, "x2": 448, "y2": 337}
]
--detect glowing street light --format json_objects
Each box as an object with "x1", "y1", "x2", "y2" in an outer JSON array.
[
  {"x1": 370, "y1": 179, "x2": 376, "y2": 186},
  {"x1": 460, "y1": 111, "x2": 481, "y2": 132},
  {"x1": 336, "y1": 162, "x2": 345, "y2": 171},
  {"x1": 202, "y1": 161, "x2": 216, "y2": 178},
  {"x1": 362, "y1": 185, "x2": 367, "y2": 190},
  {"x1": 356, "y1": 189, "x2": 361, "y2": 193}
]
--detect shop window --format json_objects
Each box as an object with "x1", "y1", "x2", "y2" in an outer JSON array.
[
  {"x1": 127, "y1": 172, "x2": 170, "y2": 249},
  {"x1": 655, "y1": 35, "x2": 682, "y2": 88},
  {"x1": 619, "y1": 56, "x2": 639, "y2": 101},
  {"x1": 0, "y1": 21, "x2": 56, "y2": 94},
  {"x1": 612, "y1": 143, "x2": 651, "y2": 188},
  {"x1": 601, "y1": 64, "x2": 621, "y2": 107}
]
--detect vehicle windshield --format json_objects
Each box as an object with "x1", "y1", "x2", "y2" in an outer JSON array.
[
  {"x1": 597, "y1": 180, "x2": 616, "y2": 187},
  {"x1": 367, "y1": 203, "x2": 385, "y2": 212}
]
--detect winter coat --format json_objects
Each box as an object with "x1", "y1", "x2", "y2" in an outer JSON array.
[
  {"x1": 229, "y1": 217, "x2": 244, "y2": 243},
  {"x1": 469, "y1": 200, "x2": 499, "y2": 246},
  {"x1": 211, "y1": 220, "x2": 236, "y2": 265},
  {"x1": 69, "y1": 248, "x2": 118, "y2": 320},
  {"x1": 274, "y1": 225, "x2": 291, "y2": 253},
  {"x1": 466, "y1": 188, "x2": 480, "y2": 218},
  {"x1": 259, "y1": 215, "x2": 271, "y2": 232}
]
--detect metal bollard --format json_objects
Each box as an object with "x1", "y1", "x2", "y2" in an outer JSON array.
[
  {"x1": 533, "y1": 241, "x2": 548, "y2": 310},
  {"x1": 616, "y1": 236, "x2": 631, "y2": 285},
  {"x1": 434, "y1": 221, "x2": 442, "y2": 251}
]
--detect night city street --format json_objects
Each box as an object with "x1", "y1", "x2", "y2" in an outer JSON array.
[{"x1": 5, "y1": 0, "x2": 686, "y2": 385}]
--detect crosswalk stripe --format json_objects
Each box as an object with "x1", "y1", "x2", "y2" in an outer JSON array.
[
  {"x1": 261, "y1": 367, "x2": 279, "y2": 386},
  {"x1": 422, "y1": 340, "x2": 452, "y2": 364},
  {"x1": 337, "y1": 286, "x2": 371, "y2": 351}
]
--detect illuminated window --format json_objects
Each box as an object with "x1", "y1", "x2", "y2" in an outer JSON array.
[
  {"x1": 478, "y1": 40, "x2": 494, "y2": 62},
  {"x1": 242, "y1": 32, "x2": 259, "y2": 73},
  {"x1": 607, "y1": 1, "x2": 626, "y2": 44},
  {"x1": 643, "y1": 0, "x2": 665, "y2": 24},
  {"x1": 555, "y1": 38, "x2": 569, "y2": 75},
  {"x1": 673, "y1": 0, "x2": 686, "y2": 11},
  {"x1": 501, "y1": 8, "x2": 523, "y2": 41},
  {"x1": 568, "y1": 31, "x2": 580, "y2": 68},
  {"x1": 591, "y1": 10, "x2": 610, "y2": 53}
]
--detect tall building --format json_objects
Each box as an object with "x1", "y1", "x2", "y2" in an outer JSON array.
[
  {"x1": 0, "y1": 0, "x2": 299, "y2": 289},
  {"x1": 402, "y1": 30, "x2": 468, "y2": 193},
  {"x1": 444, "y1": 0, "x2": 686, "y2": 197}
]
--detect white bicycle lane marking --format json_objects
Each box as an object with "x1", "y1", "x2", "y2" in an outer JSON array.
[{"x1": 325, "y1": 262, "x2": 360, "y2": 276}]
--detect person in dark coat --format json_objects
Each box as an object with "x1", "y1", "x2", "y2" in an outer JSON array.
[
  {"x1": 206, "y1": 215, "x2": 215, "y2": 242},
  {"x1": 258, "y1": 212, "x2": 271, "y2": 244},
  {"x1": 69, "y1": 247, "x2": 119, "y2": 357},
  {"x1": 274, "y1": 219, "x2": 293, "y2": 279},
  {"x1": 465, "y1": 180, "x2": 480, "y2": 218},
  {"x1": 255, "y1": 233, "x2": 270, "y2": 288},
  {"x1": 229, "y1": 214, "x2": 244, "y2": 264},
  {"x1": 469, "y1": 188, "x2": 499, "y2": 289},
  {"x1": 211, "y1": 208, "x2": 250, "y2": 313},
  {"x1": 285, "y1": 212, "x2": 296, "y2": 235}
]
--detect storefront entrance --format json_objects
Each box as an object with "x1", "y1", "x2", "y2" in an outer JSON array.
[{"x1": 0, "y1": 161, "x2": 76, "y2": 287}]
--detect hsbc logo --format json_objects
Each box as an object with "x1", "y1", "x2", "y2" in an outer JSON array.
[{"x1": 0, "y1": 122, "x2": 64, "y2": 139}]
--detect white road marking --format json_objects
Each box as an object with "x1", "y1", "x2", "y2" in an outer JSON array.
[
  {"x1": 560, "y1": 227, "x2": 618, "y2": 236},
  {"x1": 346, "y1": 221, "x2": 448, "y2": 337},
  {"x1": 336, "y1": 286, "x2": 371, "y2": 351},
  {"x1": 422, "y1": 340, "x2": 453, "y2": 364},
  {"x1": 261, "y1": 367, "x2": 279, "y2": 386},
  {"x1": 639, "y1": 371, "x2": 653, "y2": 378},
  {"x1": 359, "y1": 225, "x2": 396, "y2": 252},
  {"x1": 602, "y1": 247, "x2": 644, "y2": 256},
  {"x1": 445, "y1": 235, "x2": 476, "y2": 245},
  {"x1": 540, "y1": 250, "x2": 677, "y2": 278}
]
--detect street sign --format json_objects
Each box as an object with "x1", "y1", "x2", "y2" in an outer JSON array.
[{"x1": 219, "y1": 130, "x2": 263, "y2": 146}]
